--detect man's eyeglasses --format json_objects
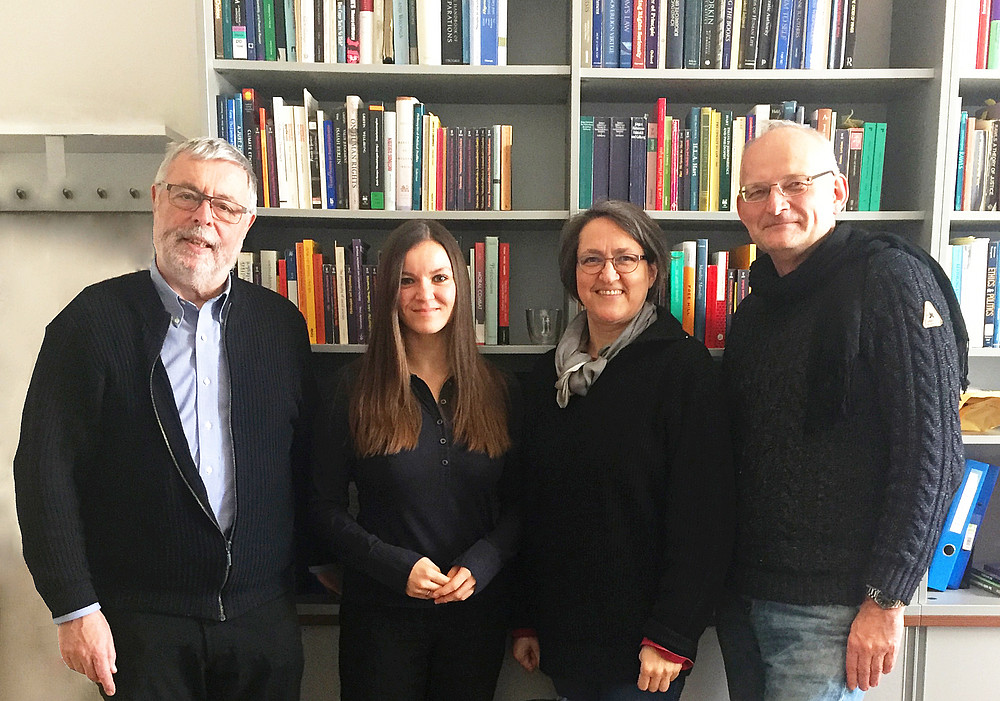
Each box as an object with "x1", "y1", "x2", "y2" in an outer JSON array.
[
  {"x1": 577, "y1": 253, "x2": 647, "y2": 274},
  {"x1": 158, "y1": 183, "x2": 249, "y2": 224},
  {"x1": 738, "y1": 170, "x2": 836, "y2": 204}
]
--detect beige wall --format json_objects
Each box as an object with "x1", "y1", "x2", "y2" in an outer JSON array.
[{"x1": 1, "y1": 1, "x2": 204, "y2": 698}]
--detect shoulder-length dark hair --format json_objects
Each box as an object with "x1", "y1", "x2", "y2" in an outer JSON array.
[
  {"x1": 350, "y1": 219, "x2": 511, "y2": 458},
  {"x1": 558, "y1": 199, "x2": 667, "y2": 304}
]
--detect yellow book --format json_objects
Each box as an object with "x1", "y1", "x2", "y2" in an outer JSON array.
[{"x1": 699, "y1": 106, "x2": 712, "y2": 211}]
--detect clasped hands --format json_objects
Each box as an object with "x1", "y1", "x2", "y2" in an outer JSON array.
[{"x1": 406, "y1": 556, "x2": 476, "y2": 603}]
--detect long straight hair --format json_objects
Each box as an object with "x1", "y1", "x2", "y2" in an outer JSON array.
[{"x1": 350, "y1": 220, "x2": 511, "y2": 458}]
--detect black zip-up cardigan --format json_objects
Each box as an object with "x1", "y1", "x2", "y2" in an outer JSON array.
[{"x1": 15, "y1": 271, "x2": 316, "y2": 621}]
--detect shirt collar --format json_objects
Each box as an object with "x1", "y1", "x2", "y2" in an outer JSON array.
[{"x1": 150, "y1": 257, "x2": 232, "y2": 325}]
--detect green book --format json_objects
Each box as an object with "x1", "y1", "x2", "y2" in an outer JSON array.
[
  {"x1": 989, "y1": 20, "x2": 1000, "y2": 70},
  {"x1": 669, "y1": 249, "x2": 684, "y2": 323},
  {"x1": 579, "y1": 116, "x2": 595, "y2": 209},
  {"x1": 858, "y1": 121, "x2": 878, "y2": 212},
  {"x1": 869, "y1": 123, "x2": 887, "y2": 212},
  {"x1": 262, "y1": 0, "x2": 277, "y2": 61}
]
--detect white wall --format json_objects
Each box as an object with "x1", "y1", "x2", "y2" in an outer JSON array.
[{"x1": 0, "y1": 1, "x2": 203, "y2": 698}]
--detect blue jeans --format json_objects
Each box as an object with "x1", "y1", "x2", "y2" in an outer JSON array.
[
  {"x1": 550, "y1": 674, "x2": 685, "y2": 701},
  {"x1": 716, "y1": 593, "x2": 865, "y2": 701}
]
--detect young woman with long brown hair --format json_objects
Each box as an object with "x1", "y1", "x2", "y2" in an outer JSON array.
[{"x1": 310, "y1": 219, "x2": 520, "y2": 701}]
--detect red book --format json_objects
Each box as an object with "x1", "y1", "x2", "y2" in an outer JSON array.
[
  {"x1": 978, "y1": 0, "x2": 991, "y2": 69},
  {"x1": 474, "y1": 241, "x2": 486, "y2": 344},
  {"x1": 313, "y1": 253, "x2": 326, "y2": 344},
  {"x1": 632, "y1": 0, "x2": 646, "y2": 69},
  {"x1": 705, "y1": 252, "x2": 729, "y2": 349},
  {"x1": 277, "y1": 258, "x2": 288, "y2": 298},
  {"x1": 498, "y1": 242, "x2": 510, "y2": 344}
]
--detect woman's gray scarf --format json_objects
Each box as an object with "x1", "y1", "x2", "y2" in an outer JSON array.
[{"x1": 553, "y1": 302, "x2": 657, "y2": 408}]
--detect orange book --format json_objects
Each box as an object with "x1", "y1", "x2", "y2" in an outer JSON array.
[
  {"x1": 258, "y1": 106, "x2": 270, "y2": 207},
  {"x1": 730, "y1": 243, "x2": 757, "y2": 270},
  {"x1": 298, "y1": 239, "x2": 317, "y2": 343}
]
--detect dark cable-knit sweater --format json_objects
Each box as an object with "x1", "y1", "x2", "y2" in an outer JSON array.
[
  {"x1": 518, "y1": 310, "x2": 735, "y2": 683},
  {"x1": 722, "y1": 224, "x2": 965, "y2": 607}
]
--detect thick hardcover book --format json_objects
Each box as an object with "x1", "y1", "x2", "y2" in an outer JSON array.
[
  {"x1": 241, "y1": 89, "x2": 263, "y2": 206},
  {"x1": 665, "y1": 0, "x2": 684, "y2": 68},
  {"x1": 593, "y1": 116, "x2": 612, "y2": 203},
  {"x1": 442, "y1": 0, "x2": 464, "y2": 63},
  {"x1": 772, "y1": 0, "x2": 794, "y2": 68},
  {"x1": 609, "y1": 117, "x2": 631, "y2": 201},
  {"x1": 580, "y1": 116, "x2": 596, "y2": 208},
  {"x1": 719, "y1": 110, "x2": 733, "y2": 211},
  {"x1": 261, "y1": 0, "x2": 277, "y2": 59},
  {"x1": 693, "y1": 238, "x2": 708, "y2": 341},
  {"x1": 645, "y1": 0, "x2": 659, "y2": 67},
  {"x1": 604, "y1": 0, "x2": 621, "y2": 67},
  {"x1": 620, "y1": 0, "x2": 633, "y2": 67},
  {"x1": 629, "y1": 115, "x2": 648, "y2": 206},
  {"x1": 593, "y1": 0, "x2": 604, "y2": 66},
  {"x1": 412, "y1": 103, "x2": 425, "y2": 209},
  {"x1": 346, "y1": 95, "x2": 362, "y2": 209},
  {"x1": 701, "y1": 0, "x2": 719, "y2": 67},
  {"x1": 684, "y1": 0, "x2": 703, "y2": 68},
  {"x1": 686, "y1": 108, "x2": 701, "y2": 211},
  {"x1": 368, "y1": 102, "x2": 385, "y2": 209},
  {"x1": 741, "y1": 0, "x2": 762, "y2": 68},
  {"x1": 498, "y1": 242, "x2": 510, "y2": 344},
  {"x1": 245, "y1": 0, "x2": 259, "y2": 59}
]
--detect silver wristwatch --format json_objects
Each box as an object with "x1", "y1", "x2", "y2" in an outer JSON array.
[{"x1": 866, "y1": 585, "x2": 906, "y2": 609}]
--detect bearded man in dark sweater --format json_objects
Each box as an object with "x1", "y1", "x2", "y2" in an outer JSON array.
[
  {"x1": 718, "y1": 123, "x2": 967, "y2": 701},
  {"x1": 14, "y1": 138, "x2": 315, "y2": 699}
]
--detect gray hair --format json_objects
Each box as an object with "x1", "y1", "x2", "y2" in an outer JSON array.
[{"x1": 155, "y1": 137, "x2": 258, "y2": 214}]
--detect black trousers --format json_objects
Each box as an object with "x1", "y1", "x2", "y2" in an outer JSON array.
[
  {"x1": 100, "y1": 595, "x2": 303, "y2": 700},
  {"x1": 338, "y1": 596, "x2": 507, "y2": 701}
]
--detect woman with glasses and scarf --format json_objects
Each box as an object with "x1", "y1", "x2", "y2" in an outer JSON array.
[{"x1": 512, "y1": 200, "x2": 734, "y2": 701}]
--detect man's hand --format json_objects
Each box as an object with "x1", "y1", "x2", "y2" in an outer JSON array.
[
  {"x1": 405, "y1": 557, "x2": 450, "y2": 599},
  {"x1": 512, "y1": 635, "x2": 540, "y2": 672},
  {"x1": 432, "y1": 566, "x2": 476, "y2": 604},
  {"x1": 637, "y1": 644, "x2": 682, "y2": 693},
  {"x1": 846, "y1": 598, "x2": 905, "y2": 691},
  {"x1": 58, "y1": 610, "x2": 117, "y2": 696}
]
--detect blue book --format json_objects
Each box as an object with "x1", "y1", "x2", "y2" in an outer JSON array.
[
  {"x1": 684, "y1": 0, "x2": 702, "y2": 68},
  {"x1": 324, "y1": 119, "x2": 337, "y2": 209},
  {"x1": 721, "y1": 0, "x2": 737, "y2": 68},
  {"x1": 929, "y1": 460, "x2": 992, "y2": 591},
  {"x1": 620, "y1": 0, "x2": 633, "y2": 68},
  {"x1": 693, "y1": 238, "x2": 708, "y2": 342},
  {"x1": 950, "y1": 243, "x2": 964, "y2": 301},
  {"x1": 949, "y1": 461, "x2": 1000, "y2": 589},
  {"x1": 772, "y1": 0, "x2": 795, "y2": 69},
  {"x1": 604, "y1": 0, "x2": 620, "y2": 67},
  {"x1": 593, "y1": 0, "x2": 604, "y2": 66},
  {"x1": 593, "y1": 116, "x2": 611, "y2": 203},
  {"x1": 608, "y1": 117, "x2": 630, "y2": 201},
  {"x1": 462, "y1": 0, "x2": 471, "y2": 63},
  {"x1": 245, "y1": 0, "x2": 258, "y2": 60},
  {"x1": 481, "y1": 0, "x2": 499, "y2": 65},
  {"x1": 226, "y1": 97, "x2": 238, "y2": 148},
  {"x1": 665, "y1": 0, "x2": 684, "y2": 68},
  {"x1": 802, "y1": 0, "x2": 821, "y2": 68},
  {"x1": 629, "y1": 116, "x2": 647, "y2": 206},
  {"x1": 956, "y1": 111, "x2": 969, "y2": 210}
]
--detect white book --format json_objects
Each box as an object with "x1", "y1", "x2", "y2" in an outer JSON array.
[
  {"x1": 359, "y1": 3, "x2": 374, "y2": 63},
  {"x1": 730, "y1": 0, "x2": 744, "y2": 69},
  {"x1": 960, "y1": 237, "x2": 990, "y2": 349},
  {"x1": 334, "y1": 245, "x2": 349, "y2": 344},
  {"x1": 346, "y1": 95, "x2": 362, "y2": 210},
  {"x1": 732, "y1": 116, "x2": 746, "y2": 206},
  {"x1": 237, "y1": 251, "x2": 255, "y2": 282},
  {"x1": 292, "y1": 104, "x2": 313, "y2": 209},
  {"x1": 955, "y1": 0, "x2": 981, "y2": 72},
  {"x1": 300, "y1": 0, "x2": 316, "y2": 61},
  {"x1": 260, "y1": 250, "x2": 279, "y2": 291},
  {"x1": 469, "y1": 247, "x2": 476, "y2": 323},
  {"x1": 416, "y1": 0, "x2": 442, "y2": 65},
  {"x1": 304, "y1": 89, "x2": 322, "y2": 208},
  {"x1": 491, "y1": 124, "x2": 502, "y2": 211},
  {"x1": 272, "y1": 97, "x2": 299, "y2": 208},
  {"x1": 395, "y1": 97, "x2": 418, "y2": 210},
  {"x1": 497, "y1": 0, "x2": 507, "y2": 66},
  {"x1": 384, "y1": 110, "x2": 396, "y2": 210},
  {"x1": 325, "y1": 0, "x2": 337, "y2": 62},
  {"x1": 470, "y1": 0, "x2": 482, "y2": 65}
]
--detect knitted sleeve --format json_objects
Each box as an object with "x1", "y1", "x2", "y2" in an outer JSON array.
[{"x1": 861, "y1": 248, "x2": 965, "y2": 603}]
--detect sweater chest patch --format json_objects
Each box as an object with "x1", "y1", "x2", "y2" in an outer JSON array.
[{"x1": 922, "y1": 301, "x2": 943, "y2": 329}]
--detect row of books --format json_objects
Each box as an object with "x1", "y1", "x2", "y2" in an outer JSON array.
[
  {"x1": 967, "y1": 563, "x2": 1000, "y2": 597},
  {"x1": 955, "y1": 109, "x2": 1000, "y2": 212},
  {"x1": 667, "y1": 240, "x2": 757, "y2": 348},
  {"x1": 219, "y1": 89, "x2": 513, "y2": 211},
  {"x1": 580, "y1": 0, "x2": 860, "y2": 70},
  {"x1": 950, "y1": 236, "x2": 1000, "y2": 350},
  {"x1": 954, "y1": 0, "x2": 1000, "y2": 71},
  {"x1": 235, "y1": 235, "x2": 512, "y2": 344},
  {"x1": 579, "y1": 100, "x2": 886, "y2": 213},
  {"x1": 928, "y1": 460, "x2": 998, "y2": 592},
  {"x1": 212, "y1": 0, "x2": 509, "y2": 66}
]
